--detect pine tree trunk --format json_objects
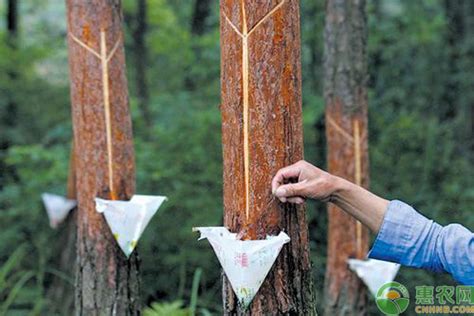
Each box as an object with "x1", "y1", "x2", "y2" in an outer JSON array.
[
  {"x1": 66, "y1": 1, "x2": 139, "y2": 314},
  {"x1": 323, "y1": 0, "x2": 369, "y2": 315},
  {"x1": 220, "y1": 0, "x2": 316, "y2": 314}
]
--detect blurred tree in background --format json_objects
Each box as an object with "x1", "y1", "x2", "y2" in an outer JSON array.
[{"x1": 0, "y1": 0, "x2": 472, "y2": 315}]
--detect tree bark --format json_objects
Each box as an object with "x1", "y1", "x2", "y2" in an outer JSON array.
[
  {"x1": 220, "y1": 0, "x2": 316, "y2": 314},
  {"x1": 66, "y1": 1, "x2": 139, "y2": 315},
  {"x1": 323, "y1": 0, "x2": 369, "y2": 315}
]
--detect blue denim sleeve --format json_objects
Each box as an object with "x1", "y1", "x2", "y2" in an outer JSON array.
[{"x1": 368, "y1": 200, "x2": 474, "y2": 285}]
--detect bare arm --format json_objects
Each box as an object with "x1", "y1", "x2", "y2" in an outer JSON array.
[
  {"x1": 271, "y1": 160, "x2": 388, "y2": 233},
  {"x1": 272, "y1": 161, "x2": 474, "y2": 284}
]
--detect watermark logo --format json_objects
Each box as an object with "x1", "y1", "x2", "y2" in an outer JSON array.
[
  {"x1": 376, "y1": 282, "x2": 410, "y2": 315},
  {"x1": 414, "y1": 285, "x2": 474, "y2": 314}
]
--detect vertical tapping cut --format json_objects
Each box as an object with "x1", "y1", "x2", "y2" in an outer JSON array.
[
  {"x1": 353, "y1": 119, "x2": 363, "y2": 258},
  {"x1": 224, "y1": 0, "x2": 285, "y2": 221},
  {"x1": 100, "y1": 30, "x2": 115, "y2": 200},
  {"x1": 241, "y1": 0, "x2": 250, "y2": 220},
  {"x1": 69, "y1": 30, "x2": 120, "y2": 200}
]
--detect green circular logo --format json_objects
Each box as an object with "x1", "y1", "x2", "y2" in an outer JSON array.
[{"x1": 376, "y1": 282, "x2": 410, "y2": 315}]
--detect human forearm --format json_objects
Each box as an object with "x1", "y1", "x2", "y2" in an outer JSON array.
[
  {"x1": 272, "y1": 161, "x2": 474, "y2": 284},
  {"x1": 271, "y1": 160, "x2": 388, "y2": 233},
  {"x1": 330, "y1": 176, "x2": 388, "y2": 234}
]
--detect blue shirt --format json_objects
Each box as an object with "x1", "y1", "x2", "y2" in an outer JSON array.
[{"x1": 368, "y1": 200, "x2": 474, "y2": 285}]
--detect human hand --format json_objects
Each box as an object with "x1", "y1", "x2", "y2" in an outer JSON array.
[{"x1": 271, "y1": 160, "x2": 338, "y2": 204}]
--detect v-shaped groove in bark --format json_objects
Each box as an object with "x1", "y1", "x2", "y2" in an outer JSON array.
[
  {"x1": 247, "y1": 0, "x2": 286, "y2": 36},
  {"x1": 326, "y1": 115, "x2": 354, "y2": 143},
  {"x1": 223, "y1": 0, "x2": 286, "y2": 220},
  {"x1": 69, "y1": 30, "x2": 121, "y2": 200},
  {"x1": 70, "y1": 33, "x2": 101, "y2": 59},
  {"x1": 223, "y1": 14, "x2": 243, "y2": 38},
  {"x1": 327, "y1": 114, "x2": 364, "y2": 258}
]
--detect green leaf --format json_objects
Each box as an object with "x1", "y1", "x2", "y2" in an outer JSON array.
[{"x1": 0, "y1": 271, "x2": 35, "y2": 314}]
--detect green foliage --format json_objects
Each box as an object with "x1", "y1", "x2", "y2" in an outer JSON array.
[
  {"x1": 143, "y1": 268, "x2": 211, "y2": 316},
  {"x1": 0, "y1": 245, "x2": 44, "y2": 315},
  {"x1": 144, "y1": 301, "x2": 190, "y2": 316},
  {"x1": 0, "y1": 0, "x2": 472, "y2": 315}
]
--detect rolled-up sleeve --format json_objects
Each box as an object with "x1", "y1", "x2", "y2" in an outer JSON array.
[{"x1": 368, "y1": 200, "x2": 474, "y2": 285}]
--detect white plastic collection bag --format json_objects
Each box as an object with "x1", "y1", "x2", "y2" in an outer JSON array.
[
  {"x1": 95, "y1": 195, "x2": 167, "y2": 257},
  {"x1": 347, "y1": 258, "x2": 400, "y2": 296},
  {"x1": 195, "y1": 227, "x2": 290, "y2": 308},
  {"x1": 41, "y1": 193, "x2": 77, "y2": 228}
]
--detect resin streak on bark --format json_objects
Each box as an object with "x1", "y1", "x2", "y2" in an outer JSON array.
[
  {"x1": 66, "y1": 0, "x2": 139, "y2": 314},
  {"x1": 323, "y1": 0, "x2": 369, "y2": 315},
  {"x1": 220, "y1": 0, "x2": 316, "y2": 314}
]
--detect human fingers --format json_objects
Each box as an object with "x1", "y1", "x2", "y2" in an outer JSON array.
[
  {"x1": 271, "y1": 161, "x2": 304, "y2": 194},
  {"x1": 274, "y1": 179, "x2": 309, "y2": 201},
  {"x1": 286, "y1": 196, "x2": 306, "y2": 204}
]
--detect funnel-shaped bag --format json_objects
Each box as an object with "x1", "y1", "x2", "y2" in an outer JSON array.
[
  {"x1": 348, "y1": 258, "x2": 400, "y2": 296},
  {"x1": 196, "y1": 227, "x2": 290, "y2": 308},
  {"x1": 41, "y1": 193, "x2": 77, "y2": 228},
  {"x1": 95, "y1": 195, "x2": 167, "y2": 257}
]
